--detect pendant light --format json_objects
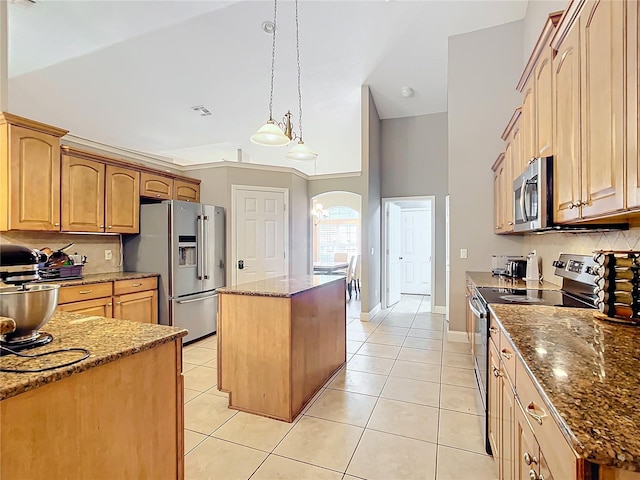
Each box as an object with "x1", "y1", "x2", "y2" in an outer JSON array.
[
  {"x1": 286, "y1": 0, "x2": 317, "y2": 161},
  {"x1": 251, "y1": 0, "x2": 290, "y2": 147},
  {"x1": 251, "y1": 0, "x2": 318, "y2": 161}
]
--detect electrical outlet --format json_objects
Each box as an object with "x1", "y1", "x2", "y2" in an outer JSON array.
[
  {"x1": 460, "y1": 248, "x2": 468, "y2": 259},
  {"x1": 104, "y1": 250, "x2": 113, "y2": 260}
]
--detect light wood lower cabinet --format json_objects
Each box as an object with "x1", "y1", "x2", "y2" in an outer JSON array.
[
  {"x1": 488, "y1": 340, "x2": 501, "y2": 457},
  {"x1": 57, "y1": 277, "x2": 158, "y2": 324},
  {"x1": 57, "y1": 297, "x2": 113, "y2": 317},
  {"x1": 113, "y1": 290, "x2": 158, "y2": 324}
]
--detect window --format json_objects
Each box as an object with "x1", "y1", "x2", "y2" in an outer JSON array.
[{"x1": 314, "y1": 206, "x2": 360, "y2": 263}]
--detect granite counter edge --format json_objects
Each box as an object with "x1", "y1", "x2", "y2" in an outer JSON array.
[
  {"x1": 0, "y1": 329, "x2": 187, "y2": 401},
  {"x1": 218, "y1": 276, "x2": 346, "y2": 297}
]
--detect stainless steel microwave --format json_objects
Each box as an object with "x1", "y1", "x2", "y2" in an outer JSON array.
[
  {"x1": 513, "y1": 156, "x2": 552, "y2": 232},
  {"x1": 513, "y1": 156, "x2": 628, "y2": 233}
]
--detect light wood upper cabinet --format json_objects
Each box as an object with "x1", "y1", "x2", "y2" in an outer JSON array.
[
  {"x1": 579, "y1": 0, "x2": 626, "y2": 218},
  {"x1": 0, "y1": 114, "x2": 67, "y2": 231},
  {"x1": 535, "y1": 48, "x2": 554, "y2": 157},
  {"x1": 61, "y1": 155, "x2": 105, "y2": 232},
  {"x1": 492, "y1": 153, "x2": 506, "y2": 233},
  {"x1": 520, "y1": 84, "x2": 536, "y2": 169},
  {"x1": 626, "y1": 0, "x2": 640, "y2": 208},
  {"x1": 174, "y1": 179, "x2": 200, "y2": 202},
  {"x1": 140, "y1": 172, "x2": 173, "y2": 200},
  {"x1": 105, "y1": 165, "x2": 139, "y2": 234},
  {"x1": 553, "y1": 23, "x2": 582, "y2": 223}
]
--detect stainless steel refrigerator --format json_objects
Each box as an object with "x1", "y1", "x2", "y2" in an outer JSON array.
[{"x1": 123, "y1": 200, "x2": 225, "y2": 343}]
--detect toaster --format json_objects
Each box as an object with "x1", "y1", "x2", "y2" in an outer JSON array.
[{"x1": 505, "y1": 259, "x2": 528, "y2": 279}]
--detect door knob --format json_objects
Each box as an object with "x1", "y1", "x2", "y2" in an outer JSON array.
[
  {"x1": 238, "y1": 260, "x2": 244, "y2": 270},
  {"x1": 399, "y1": 257, "x2": 403, "y2": 260}
]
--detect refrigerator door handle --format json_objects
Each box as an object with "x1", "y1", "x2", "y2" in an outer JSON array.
[
  {"x1": 197, "y1": 215, "x2": 204, "y2": 280},
  {"x1": 176, "y1": 294, "x2": 217, "y2": 304},
  {"x1": 203, "y1": 215, "x2": 210, "y2": 280}
]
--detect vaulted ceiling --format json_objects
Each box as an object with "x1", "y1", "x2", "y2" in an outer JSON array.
[{"x1": 8, "y1": 0, "x2": 528, "y2": 175}]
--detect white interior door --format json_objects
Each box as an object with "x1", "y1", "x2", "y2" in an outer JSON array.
[
  {"x1": 387, "y1": 203, "x2": 402, "y2": 307},
  {"x1": 401, "y1": 208, "x2": 431, "y2": 295},
  {"x1": 233, "y1": 187, "x2": 287, "y2": 285}
]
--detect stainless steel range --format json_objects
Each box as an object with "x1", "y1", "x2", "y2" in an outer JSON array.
[{"x1": 468, "y1": 253, "x2": 598, "y2": 455}]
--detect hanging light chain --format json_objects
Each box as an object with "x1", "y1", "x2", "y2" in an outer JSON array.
[
  {"x1": 268, "y1": 0, "x2": 279, "y2": 121},
  {"x1": 295, "y1": 0, "x2": 303, "y2": 141}
]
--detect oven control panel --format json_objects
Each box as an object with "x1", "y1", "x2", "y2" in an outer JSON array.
[{"x1": 553, "y1": 254, "x2": 598, "y2": 286}]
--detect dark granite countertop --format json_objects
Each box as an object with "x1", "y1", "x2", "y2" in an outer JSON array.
[
  {"x1": 0, "y1": 311, "x2": 186, "y2": 401},
  {"x1": 467, "y1": 271, "x2": 560, "y2": 290},
  {"x1": 217, "y1": 275, "x2": 345, "y2": 297},
  {"x1": 36, "y1": 271, "x2": 159, "y2": 287},
  {"x1": 488, "y1": 303, "x2": 640, "y2": 471}
]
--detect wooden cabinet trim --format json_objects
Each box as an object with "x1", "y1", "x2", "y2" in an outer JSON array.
[
  {"x1": 517, "y1": 11, "x2": 564, "y2": 91},
  {"x1": 0, "y1": 112, "x2": 68, "y2": 138},
  {"x1": 501, "y1": 108, "x2": 522, "y2": 141},
  {"x1": 61, "y1": 145, "x2": 200, "y2": 185},
  {"x1": 113, "y1": 277, "x2": 158, "y2": 295},
  {"x1": 551, "y1": 0, "x2": 588, "y2": 51}
]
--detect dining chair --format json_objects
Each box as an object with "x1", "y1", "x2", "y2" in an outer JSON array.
[
  {"x1": 353, "y1": 254, "x2": 362, "y2": 298},
  {"x1": 334, "y1": 252, "x2": 348, "y2": 263},
  {"x1": 346, "y1": 255, "x2": 357, "y2": 299}
]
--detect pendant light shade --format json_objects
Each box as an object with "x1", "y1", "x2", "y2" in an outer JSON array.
[
  {"x1": 251, "y1": 120, "x2": 290, "y2": 146},
  {"x1": 286, "y1": 140, "x2": 318, "y2": 161}
]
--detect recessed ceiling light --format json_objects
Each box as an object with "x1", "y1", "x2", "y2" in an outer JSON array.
[
  {"x1": 262, "y1": 21, "x2": 276, "y2": 34},
  {"x1": 400, "y1": 87, "x2": 414, "y2": 98},
  {"x1": 191, "y1": 105, "x2": 212, "y2": 117}
]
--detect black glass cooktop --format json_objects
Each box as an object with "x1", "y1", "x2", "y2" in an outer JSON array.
[{"x1": 476, "y1": 287, "x2": 595, "y2": 309}]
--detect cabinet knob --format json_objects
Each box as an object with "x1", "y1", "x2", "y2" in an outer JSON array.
[
  {"x1": 54, "y1": 222, "x2": 60, "y2": 226},
  {"x1": 108, "y1": 226, "x2": 113, "y2": 229},
  {"x1": 568, "y1": 202, "x2": 575, "y2": 209},
  {"x1": 492, "y1": 366, "x2": 502, "y2": 377},
  {"x1": 116, "y1": 301, "x2": 122, "y2": 305},
  {"x1": 507, "y1": 222, "x2": 514, "y2": 226},
  {"x1": 100, "y1": 225, "x2": 105, "y2": 228},
  {"x1": 529, "y1": 469, "x2": 539, "y2": 480},
  {"x1": 108, "y1": 303, "x2": 112, "y2": 307},
  {"x1": 489, "y1": 327, "x2": 498, "y2": 335},
  {"x1": 495, "y1": 226, "x2": 500, "y2": 229},
  {"x1": 156, "y1": 194, "x2": 160, "y2": 197},
  {"x1": 523, "y1": 452, "x2": 538, "y2": 465},
  {"x1": 132, "y1": 283, "x2": 142, "y2": 287},
  {"x1": 500, "y1": 349, "x2": 513, "y2": 360}
]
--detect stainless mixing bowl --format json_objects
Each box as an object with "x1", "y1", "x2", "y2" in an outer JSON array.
[{"x1": 0, "y1": 284, "x2": 60, "y2": 342}]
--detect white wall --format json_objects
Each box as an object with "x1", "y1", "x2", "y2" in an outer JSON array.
[
  {"x1": 381, "y1": 112, "x2": 448, "y2": 308},
  {"x1": 447, "y1": 20, "x2": 525, "y2": 332}
]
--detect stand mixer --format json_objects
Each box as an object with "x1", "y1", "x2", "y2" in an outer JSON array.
[{"x1": 0, "y1": 244, "x2": 60, "y2": 350}]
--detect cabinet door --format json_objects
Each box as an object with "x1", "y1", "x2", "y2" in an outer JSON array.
[
  {"x1": 515, "y1": 400, "x2": 540, "y2": 480},
  {"x1": 503, "y1": 144, "x2": 514, "y2": 232},
  {"x1": 105, "y1": 165, "x2": 139, "y2": 234},
  {"x1": 174, "y1": 179, "x2": 200, "y2": 202},
  {"x1": 535, "y1": 47, "x2": 554, "y2": 157},
  {"x1": 511, "y1": 125, "x2": 523, "y2": 182},
  {"x1": 6, "y1": 125, "x2": 61, "y2": 231},
  {"x1": 521, "y1": 84, "x2": 536, "y2": 169},
  {"x1": 61, "y1": 155, "x2": 105, "y2": 232},
  {"x1": 140, "y1": 172, "x2": 173, "y2": 200},
  {"x1": 488, "y1": 341, "x2": 501, "y2": 458},
  {"x1": 553, "y1": 24, "x2": 582, "y2": 223},
  {"x1": 57, "y1": 297, "x2": 113, "y2": 318},
  {"x1": 626, "y1": 0, "x2": 640, "y2": 208},
  {"x1": 501, "y1": 375, "x2": 516, "y2": 480},
  {"x1": 114, "y1": 290, "x2": 158, "y2": 324},
  {"x1": 580, "y1": 0, "x2": 626, "y2": 218}
]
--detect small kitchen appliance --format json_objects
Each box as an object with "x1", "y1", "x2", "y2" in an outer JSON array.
[
  {"x1": 491, "y1": 255, "x2": 526, "y2": 276},
  {"x1": 504, "y1": 259, "x2": 527, "y2": 279},
  {"x1": 525, "y1": 250, "x2": 540, "y2": 281},
  {"x1": 469, "y1": 253, "x2": 598, "y2": 455}
]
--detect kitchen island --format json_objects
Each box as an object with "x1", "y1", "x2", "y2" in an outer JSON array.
[
  {"x1": 217, "y1": 275, "x2": 346, "y2": 422},
  {"x1": 0, "y1": 311, "x2": 187, "y2": 479}
]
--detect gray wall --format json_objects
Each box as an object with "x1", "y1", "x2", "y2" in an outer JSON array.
[
  {"x1": 447, "y1": 21, "x2": 525, "y2": 332},
  {"x1": 381, "y1": 112, "x2": 448, "y2": 308},
  {"x1": 190, "y1": 165, "x2": 309, "y2": 285},
  {"x1": 522, "y1": 0, "x2": 568, "y2": 64}
]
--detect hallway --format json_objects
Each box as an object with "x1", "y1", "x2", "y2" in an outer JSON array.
[{"x1": 182, "y1": 295, "x2": 497, "y2": 479}]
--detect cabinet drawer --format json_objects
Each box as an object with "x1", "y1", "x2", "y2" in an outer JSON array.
[
  {"x1": 489, "y1": 315, "x2": 500, "y2": 350},
  {"x1": 499, "y1": 335, "x2": 517, "y2": 385},
  {"x1": 516, "y1": 361, "x2": 578, "y2": 480},
  {"x1": 113, "y1": 276, "x2": 157, "y2": 295},
  {"x1": 58, "y1": 282, "x2": 113, "y2": 304},
  {"x1": 140, "y1": 172, "x2": 173, "y2": 200}
]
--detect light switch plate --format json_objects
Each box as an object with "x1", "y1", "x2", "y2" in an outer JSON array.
[
  {"x1": 104, "y1": 250, "x2": 113, "y2": 260},
  {"x1": 460, "y1": 248, "x2": 468, "y2": 259}
]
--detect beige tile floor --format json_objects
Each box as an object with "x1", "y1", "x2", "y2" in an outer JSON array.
[{"x1": 182, "y1": 295, "x2": 498, "y2": 480}]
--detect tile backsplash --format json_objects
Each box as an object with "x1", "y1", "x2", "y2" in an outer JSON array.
[
  {"x1": 0, "y1": 232, "x2": 122, "y2": 275},
  {"x1": 522, "y1": 227, "x2": 640, "y2": 285}
]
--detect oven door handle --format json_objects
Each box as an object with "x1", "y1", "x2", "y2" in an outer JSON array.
[
  {"x1": 520, "y1": 178, "x2": 529, "y2": 221},
  {"x1": 468, "y1": 296, "x2": 486, "y2": 319}
]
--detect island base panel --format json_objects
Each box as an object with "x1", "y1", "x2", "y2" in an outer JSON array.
[{"x1": 0, "y1": 340, "x2": 183, "y2": 480}]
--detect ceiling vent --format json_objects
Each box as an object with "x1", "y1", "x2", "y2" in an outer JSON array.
[{"x1": 191, "y1": 105, "x2": 212, "y2": 117}]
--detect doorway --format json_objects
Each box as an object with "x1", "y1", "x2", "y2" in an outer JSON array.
[
  {"x1": 382, "y1": 196, "x2": 435, "y2": 309},
  {"x1": 231, "y1": 185, "x2": 289, "y2": 285}
]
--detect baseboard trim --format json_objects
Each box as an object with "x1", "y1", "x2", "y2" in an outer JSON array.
[
  {"x1": 447, "y1": 330, "x2": 468, "y2": 343},
  {"x1": 360, "y1": 303, "x2": 381, "y2": 322},
  {"x1": 432, "y1": 305, "x2": 446, "y2": 315}
]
